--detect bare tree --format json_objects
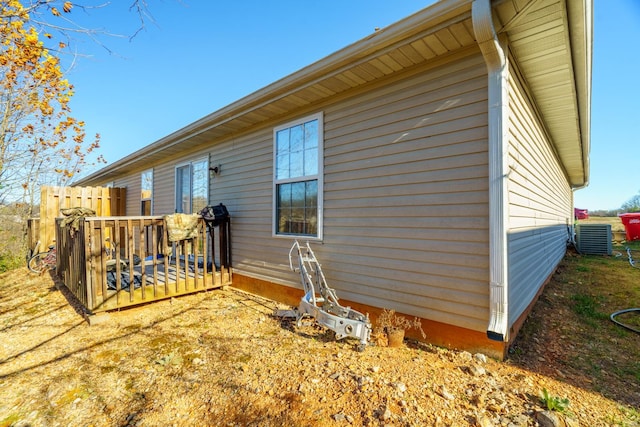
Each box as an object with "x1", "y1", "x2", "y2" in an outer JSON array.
[
  {"x1": 0, "y1": 0, "x2": 154, "y2": 268},
  {"x1": 621, "y1": 191, "x2": 640, "y2": 213}
]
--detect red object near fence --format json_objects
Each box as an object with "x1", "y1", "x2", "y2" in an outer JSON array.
[
  {"x1": 619, "y1": 213, "x2": 640, "y2": 241},
  {"x1": 574, "y1": 208, "x2": 589, "y2": 220}
]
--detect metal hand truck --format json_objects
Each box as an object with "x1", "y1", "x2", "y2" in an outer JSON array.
[{"x1": 288, "y1": 240, "x2": 371, "y2": 350}]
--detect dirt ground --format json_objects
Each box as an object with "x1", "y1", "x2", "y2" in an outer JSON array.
[{"x1": 0, "y1": 264, "x2": 638, "y2": 427}]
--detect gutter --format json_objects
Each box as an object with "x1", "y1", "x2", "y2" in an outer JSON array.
[{"x1": 472, "y1": 0, "x2": 510, "y2": 342}]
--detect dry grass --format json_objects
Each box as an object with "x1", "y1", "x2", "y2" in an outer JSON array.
[
  {"x1": 0, "y1": 213, "x2": 27, "y2": 272},
  {"x1": 579, "y1": 215, "x2": 626, "y2": 232},
  {"x1": 509, "y1": 240, "x2": 640, "y2": 412},
  {"x1": 1, "y1": 242, "x2": 639, "y2": 426}
]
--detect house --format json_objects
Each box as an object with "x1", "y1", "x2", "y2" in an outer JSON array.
[{"x1": 74, "y1": 0, "x2": 592, "y2": 359}]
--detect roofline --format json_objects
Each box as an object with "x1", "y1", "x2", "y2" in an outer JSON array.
[
  {"x1": 76, "y1": 0, "x2": 591, "y2": 188},
  {"x1": 569, "y1": 0, "x2": 592, "y2": 188},
  {"x1": 74, "y1": 0, "x2": 473, "y2": 185}
]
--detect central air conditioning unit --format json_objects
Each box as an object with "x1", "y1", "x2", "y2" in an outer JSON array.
[{"x1": 575, "y1": 224, "x2": 612, "y2": 255}]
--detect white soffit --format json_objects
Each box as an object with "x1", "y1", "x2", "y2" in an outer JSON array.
[{"x1": 494, "y1": 0, "x2": 591, "y2": 187}]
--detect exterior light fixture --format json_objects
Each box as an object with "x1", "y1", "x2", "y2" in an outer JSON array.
[{"x1": 209, "y1": 164, "x2": 221, "y2": 177}]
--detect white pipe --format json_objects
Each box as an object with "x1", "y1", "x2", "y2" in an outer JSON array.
[{"x1": 472, "y1": 0, "x2": 510, "y2": 342}]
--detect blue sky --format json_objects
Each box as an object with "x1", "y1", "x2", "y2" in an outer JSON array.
[{"x1": 64, "y1": 0, "x2": 639, "y2": 211}]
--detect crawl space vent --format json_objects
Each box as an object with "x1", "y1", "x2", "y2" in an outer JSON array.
[{"x1": 575, "y1": 224, "x2": 612, "y2": 255}]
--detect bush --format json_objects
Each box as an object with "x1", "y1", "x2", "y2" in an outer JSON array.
[
  {"x1": 0, "y1": 205, "x2": 30, "y2": 271},
  {"x1": 0, "y1": 253, "x2": 24, "y2": 272}
]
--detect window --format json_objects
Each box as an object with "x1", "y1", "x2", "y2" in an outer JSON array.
[
  {"x1": 141, "y1": 169, "x2": 153, "y2": 215},
  {"x1": 175, "y1": 159, "x2": 208, "y2": 214},
  {"x1": 273, "y1": 113, "x2": 323, "y2": 238}
]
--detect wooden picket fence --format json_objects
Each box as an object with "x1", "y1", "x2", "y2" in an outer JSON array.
[{"x1": 28, "y1": 186, "x2": 126, "y2": 253}]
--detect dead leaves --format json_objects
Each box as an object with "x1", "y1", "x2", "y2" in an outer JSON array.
[
  {"x1": 1, "y1": 0, "x2": 104, "y2": 182},
  {"x1": 50, "y1": 2, "x2": 73, "y2": 17}
]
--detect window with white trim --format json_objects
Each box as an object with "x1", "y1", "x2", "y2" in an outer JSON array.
[
  {"x1": 273, "y1": 113, "x2": 323, "y2": 238},
  {"x1": 141, "y1": 169, "x2": 153, "y2": 215},
  {"x1": 175, "y1": 159, "x2": 208, "y2": 214}
]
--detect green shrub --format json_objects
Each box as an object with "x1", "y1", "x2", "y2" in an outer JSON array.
[{"x1": 0, "y1": 253, "x2": 24, "y2": 272}]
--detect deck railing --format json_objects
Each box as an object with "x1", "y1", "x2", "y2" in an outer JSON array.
[{"x1": 56, "y1": 215, "x2": 231, "y2": 313}]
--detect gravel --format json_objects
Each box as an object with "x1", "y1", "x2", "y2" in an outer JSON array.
[{"x1": 0, "y1": 269, "x2": 637, "y2": 427}]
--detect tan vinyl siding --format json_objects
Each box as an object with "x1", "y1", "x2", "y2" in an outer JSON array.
[
  {"x1": 143, "y1": 153, "x2": 211, "y2": 215},
  {"x1": 211, "y1": 129, "x2": 283, "y2": 280},
  {"x1": 109, "y1": 175, "x2": 139, "y2": 216},
  {"x1": 220, "y1": 49, "x2": 491, "y2": 333},
  {"x1": 152, "y1": 164, "x2": 175, "y2": 215},
  {"x1": 321, "y1": 51, "x2": 490, "y2": 332},
  {"x1": 106, "y1": 152, "x2": 209, "y2": 216},
  {"x1": 92, "y1": 49, "x2": 491, "y2": 333},
  {"x1": 507, "y1": 59, "x2": 572, "y2": 327}
]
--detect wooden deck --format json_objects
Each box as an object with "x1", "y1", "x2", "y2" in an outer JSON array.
[
  {"x1": 55, "y1": 214, "x2": 232, "y2": 313},
  {"x1": 95, "y1": 258, "x2": 231, "y2": 311}
]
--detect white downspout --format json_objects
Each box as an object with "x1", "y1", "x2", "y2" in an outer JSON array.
[{"x1": 472, "y1": 0, "x2": 510, "y2": 342}]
